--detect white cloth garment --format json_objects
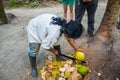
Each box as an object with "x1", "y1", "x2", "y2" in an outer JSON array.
[{"x1": 27, "y1": 14, "x2": 62, "y2": 49}]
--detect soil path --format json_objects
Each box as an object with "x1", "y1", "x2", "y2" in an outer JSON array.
[{"x1": 1, "y1": 2, "x2": 119, "y2": 80}]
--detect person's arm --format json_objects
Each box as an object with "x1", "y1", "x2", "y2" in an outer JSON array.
[
  {"x1": 64, "y1": 33, "x2": 83, "y2": 52},
  {"x1": 46, "y1": 48, "x2": 58, "y2": 55},
  {"x1": 68, "y1": 38, "x2": 78, "y2": 51},
  {"x1": 68, "y1": 38, "x2": 83, "y2": 52}
]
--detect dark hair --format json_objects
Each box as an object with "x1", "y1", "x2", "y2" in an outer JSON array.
[
  {"x1": 65, "y1": 20, "x2": 83, "y2": 39},
  {"x1": 50, "y1": 17, "x2": 66, "y2": 33}
]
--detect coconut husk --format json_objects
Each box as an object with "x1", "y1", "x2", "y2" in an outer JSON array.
[{"x1": 68, "y1": 69, "x2": 82, "y2": 80}]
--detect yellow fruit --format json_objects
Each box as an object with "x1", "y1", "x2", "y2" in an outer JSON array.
[
  {"x1": 39, "y1": 66, "x2": 46, "y2": 74},
  {"x1": 47, "y1": 77, "x2": 55, "y2": 80},
  {"x1": 52, "y1": 60, "x2": 62, "y2": 68},
  {"x1": 74, "y1": 51, "x2": 85, "y2": 61},
  {"x1": 64, "y1": 71, "x2": 71, "y2": 78},
  {"x1": 77, "y1": 65, "x2": 89, "y2": 76},
  {"x1": 51, "y1": 69, "x2": 60, "y2": 78},
  {"x1": 75, "y1": 64, "x2": 82, "y2": 68}
]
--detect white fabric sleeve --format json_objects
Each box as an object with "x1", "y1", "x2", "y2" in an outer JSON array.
[{"x1": 41, "y1": 25, "x2": 61, "y2": 49}]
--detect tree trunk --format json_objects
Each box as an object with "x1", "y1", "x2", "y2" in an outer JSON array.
[
  {"x1": 85, "y1": 0, "x2": 120, "y2": 80},
  {"x1": 0, "y1": 0, "x2": 8, "y2": 25},
  {"x1": 95, "y1": 0, "x2": 120, "y2": 44}
]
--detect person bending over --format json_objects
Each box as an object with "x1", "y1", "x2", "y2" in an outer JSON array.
[{"x1": 27, "y1": 14, "x2": 83, "y2": 77}]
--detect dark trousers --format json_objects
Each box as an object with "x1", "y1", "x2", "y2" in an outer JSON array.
[{"x1": 75, "y1": 0, "x2": 98, "y2": 35}]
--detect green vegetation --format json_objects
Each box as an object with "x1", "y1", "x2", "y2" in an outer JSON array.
[
  {"x1": 4, "y1": 0, "x2": 61, "y2": 8},
  {"x1": 29, "y1": 1, "x2": 37, "y2": 7},
  {"x1": 8, "y1": 0, "x2": 22, "y2": 7},
  {"x1": 6, "y1": 0, "x2": 38, "y2": 8}
]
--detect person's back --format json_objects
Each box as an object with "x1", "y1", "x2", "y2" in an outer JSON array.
[
  {"x1": 28, "y1": 14, "x2": 58, "y2": 29},
  {"x1": 27, "y1": 14, "x2": 61, "y2": 43}
]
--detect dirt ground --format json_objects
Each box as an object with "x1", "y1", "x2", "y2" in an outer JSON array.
[{"x1": 0, "y1": 1, "x2": 120, "y2": 80}]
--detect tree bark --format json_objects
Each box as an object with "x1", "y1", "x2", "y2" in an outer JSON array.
[
  {"x1": 85, "y1": 0, "x2": 120, "y2": 80},
  {"x1": 95, "y1": 0, "x2": 120, "y2": 44},
  {"x1": 0, "y1": 0, "x2": 8, "y2": 25}
]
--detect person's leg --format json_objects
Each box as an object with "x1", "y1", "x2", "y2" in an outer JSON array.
[
  {"x1": 87, "y1": 0, "x2": 98, "y2": 37},
  {"x1": 62, "y1": 0, "x2": 68, "y2": 20},
  {"x1": 75, "y1": 0, "x2": 86, "y2": 23},
  {"x1": 28, "y1": 43, "x2": 40, "y2": 77},
  {"x1": 63, "y1": 5, "x2": 68, "y2": 20},
  {"x1": 68, "y1": 0, "x2": 74, "y2": 20},
  {"x1": 69, "y1": 6, "x2": 74, "y2": 20}
]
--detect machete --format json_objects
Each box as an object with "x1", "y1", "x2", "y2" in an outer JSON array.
[{"x1": 60, "y1": 53, "x2": 86, "y2": 63}]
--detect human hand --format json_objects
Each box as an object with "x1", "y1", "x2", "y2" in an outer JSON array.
[
  {"x1": 76, "y1": 48, "x2": 84, "y2": 52},
  {"x1": 53, "y1": 49, "x2": 59, "y2": 55},
  {"x1": 47, "y1": 48, "x2": 59, "y2": 55}
]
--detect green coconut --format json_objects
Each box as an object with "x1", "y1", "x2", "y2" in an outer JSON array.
[{"x1": 77, "y1": 65, "x2": 89, "y2": 76}]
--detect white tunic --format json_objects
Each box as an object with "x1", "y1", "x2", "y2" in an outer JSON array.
[{"x1": 27, "y1": 14, "x2": 62, "y2": 49}]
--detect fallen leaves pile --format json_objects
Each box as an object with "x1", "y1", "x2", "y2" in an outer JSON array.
[{"x1": 37, "y1": 51, "x2": 90, "y2": 80}]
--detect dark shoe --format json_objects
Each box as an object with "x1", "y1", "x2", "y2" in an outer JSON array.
[
  {"x1": 56, "y1": 54, "x2": 69, "y2": 61},
  {"x1": 29, "y1": 56, "x2": 38, "y2": 77}
]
